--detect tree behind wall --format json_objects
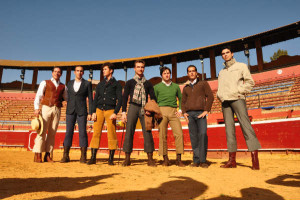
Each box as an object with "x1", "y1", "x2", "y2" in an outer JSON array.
[{"x1": 270, "y1": 49, "x2": 289, "y2": 61}]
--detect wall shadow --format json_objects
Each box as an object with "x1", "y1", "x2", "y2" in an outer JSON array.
[
  {"x1": 0, "y1": 173, "x2": 118, "y2": 199},
  {"x1": 40, "y1": 176, "x2": 208, "y2": 200},
  {"x1": 266, "y1": 172, "x2": 300, "y2": 187}
]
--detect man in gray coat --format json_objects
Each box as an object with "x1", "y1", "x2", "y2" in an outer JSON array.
[
  {"x1": 217, "y1": 46, "x2": 261, "y2": 170},
  {"x1": 61, "y1": 65, "x2": 93, "y2": 163}
]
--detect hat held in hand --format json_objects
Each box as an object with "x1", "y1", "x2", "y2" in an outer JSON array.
[{"x1": 31, "y1": 115, "x2": 44, "y2": 135}]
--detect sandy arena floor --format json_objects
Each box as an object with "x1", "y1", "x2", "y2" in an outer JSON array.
[{"x1": 0, "y1": 149, "x2": 299, "y2": 200}]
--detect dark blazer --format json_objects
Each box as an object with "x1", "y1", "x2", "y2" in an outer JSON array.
[
  {"x1": 66, "y1": 79, "x2": 93, "y2": 116},
  {"x1": 92, "y1": 77, "x2": 122, "y2": 114}
]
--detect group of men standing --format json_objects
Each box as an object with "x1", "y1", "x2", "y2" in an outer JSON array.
[{"x1": 32, "y1": 46, "x2": 261, "y2": 170}]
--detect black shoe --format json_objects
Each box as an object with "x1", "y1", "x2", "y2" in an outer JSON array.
[
  {"x1": 108, "y1": 150, "x2": 115, "y2": 166},
  {"x1": 87, "y1": 148, "x2": 97, "y2": 165},
  {"x1": 60, "y1": 146, "x2": 70, "y2": 163}
]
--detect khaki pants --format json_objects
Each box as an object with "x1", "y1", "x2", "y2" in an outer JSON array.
[
  {"x1": 33, "y1": 105, "x2": 61, "y2": 154},
  {"x1": 90, "y1": 109, "x2": 118, "y2": 150},
  {"x1": 158, "y1": 107, "x2": 184, "y2": 156}
]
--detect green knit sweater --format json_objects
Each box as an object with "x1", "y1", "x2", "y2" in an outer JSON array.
[{"x1": 154, "y1": 82, "x2": 182, "y2": 109}]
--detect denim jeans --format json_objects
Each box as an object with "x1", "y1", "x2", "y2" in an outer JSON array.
[{"x1": 187, "y1": 110, "x2": 208, "y2": 164}]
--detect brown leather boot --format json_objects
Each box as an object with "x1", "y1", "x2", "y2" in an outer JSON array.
[
  {"x1": 251, "y1": 150, "x2": 260, "y2": 170},
  {"x1": 80, "y1": 147, "x2": 87, "y2": 163},
  {"x1": 147, "y1": 152, "x2": 157, "y2": 167},
  {"x1": 175, "y1": 154, "x2": 185, "y2": 167},
  {"x1": 60, "y1": 146, "x2": 70, "y2": 163},
  {"x1": 44, "y1": 152, "x2": 54, "y2": 163},
  {"x1": 162, "y1": 155, "x2": 170, "y2": 166},
  {"x1": 220, "y1": 152, "x2": 236, "y2": 168},
  {"x1": 122, "y1": 153, "x2": 131, "y2": 166},
  {"x1": 87, "y1": 148, "x2": 97, "y2": 165},
  {"x1": 34, "y1": 153, "x2": 42, "y2": 163}
]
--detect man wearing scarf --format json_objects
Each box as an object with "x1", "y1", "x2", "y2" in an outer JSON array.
[{"x1": 121, "y1": 60, "x2": 157, "y2": 167}]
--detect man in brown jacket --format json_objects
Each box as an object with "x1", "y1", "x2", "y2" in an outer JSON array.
[{"x1": 182, "y1": 65, "x2": 214, "y2": 168}]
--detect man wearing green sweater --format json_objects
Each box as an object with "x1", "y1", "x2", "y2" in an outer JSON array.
[{"x1": 154, "y1": 66, "x2": 185, "y2": 167}]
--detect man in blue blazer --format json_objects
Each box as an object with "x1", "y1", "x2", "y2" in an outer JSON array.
[{"x1": 61, "y1": 66, "x2": 93, "y2": 163}]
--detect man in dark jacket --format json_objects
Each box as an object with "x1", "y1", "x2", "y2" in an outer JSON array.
[
  {"x1": 87, "y1": 62, "x2": 122, "y2": 165},
  {"x1": 121, "y1": 60, "x2": 157, "y2": 167},
  {"x1": 61, "y1": 66, "x2": 93, "y2": 163},
  {"x1": 182, "y1": 65, "x2": 214, "y2": 168}
]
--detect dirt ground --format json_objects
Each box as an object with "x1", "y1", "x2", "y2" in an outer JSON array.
[{"x1": 0, "y1": 149, "x2": 299, "y2": 200}]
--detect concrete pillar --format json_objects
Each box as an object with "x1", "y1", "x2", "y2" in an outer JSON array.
[
  {"x1": 66, "y1": 67, "x2": 71, "y2": 84},
  {"x1": 209, "y1": 49, "x2": 216, "y2": 79},
  {"x1": 255, "y1": 39, "x2": 264, "y2": 72},
  {"x1": 31, "y1": 68, "x2": 38, "y2": 90},
  {"x1": 0, "y1": 67, "x2": 3, "y2": 89},
  {"x1": 100, "y1": 65, "x2": 104, "y2": 81},
  {"x1": 171, "y1": 56, "x2": 177, "y2": 83}
]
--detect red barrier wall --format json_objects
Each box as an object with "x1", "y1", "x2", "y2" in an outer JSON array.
[{"x1": 1, "y1": 118, "x2": 299, "y2": 151}]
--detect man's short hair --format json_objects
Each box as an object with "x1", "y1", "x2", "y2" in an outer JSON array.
[
  {"x1": 160, "y1": 66, "x2": 171, "y2": 76},
  {"x1": 102, "y1": 62, "x2": 115, "y2": 74},
  {"x1": 187, "y1": 65, "x2": 197, "y2": 73},
  {"x1": 221, "y1": 46, "x2": 232, "y2": 53},
  {"x1": 75, "y1": 65, "x2": 84, "y2": 70},
  {"x1": 52, "y1": 67, "x2": 62, "y2": 74},
  {"x1": 134, "y1": 59, "x2": 145, "y2": 66}
]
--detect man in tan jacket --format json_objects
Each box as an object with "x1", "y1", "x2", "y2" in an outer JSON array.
[{"x1": 217, "y1": 46, "x2": 261, "y2": 170}]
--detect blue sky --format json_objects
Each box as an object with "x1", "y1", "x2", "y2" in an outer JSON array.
[{"x1": 0, "y1": 0, "x2": 299, "y2": 84}]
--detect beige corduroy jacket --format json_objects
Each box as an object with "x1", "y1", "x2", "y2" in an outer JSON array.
[{"x1": 217, "y1": 58, "x2": 255, "y2": 102}]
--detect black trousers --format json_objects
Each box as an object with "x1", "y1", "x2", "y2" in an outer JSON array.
[{"x1": 63, "y1": 113, "x2": 88, "y2": 147}]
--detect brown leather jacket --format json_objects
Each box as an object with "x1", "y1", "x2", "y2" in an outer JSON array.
[{"x1": 144, "y1": 100, "x2": 162, "y2": 131}]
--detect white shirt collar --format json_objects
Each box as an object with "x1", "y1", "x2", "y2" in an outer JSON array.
[
  {"x1": 162, "y1": 80, "x2": 172, "y2": 86},
  {"x1": 73, "y1": 78, "x2": 82, "y2": 92},
  {"x1": 51, "y1": 77, "x2": 60, "y2": 87},
  {"x1": 190, "y1": 78, "x2": 197, "y2": 85}
]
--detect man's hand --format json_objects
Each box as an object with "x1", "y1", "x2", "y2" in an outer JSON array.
[
  {"x1": 198, "y1": 111, "x2": 208, "y2": 118},
  {"x1": 121, "y1": 112, "x2": 127, "y2": 123},
  {"x1": 145, "y1": 110, "x2": 151, "y2": 116},
  {"x1": 183, "y1": 113, "x2": 189, "y2": 123},
  {"x1": 110, "y1": 113, "x2": 117, "y2": 120},
  {"x1": 34, "y1": 109, "x2": 40, "y2": 117},
  {"x1": 92, "y1": 113, "x2": 97, "y2": 121},
  {"x1": 175, "y1": 110, "x2": 182, "y2": 118},
  {"x1": 87, "y1": 114, "x2": 92, "y2": 121}
]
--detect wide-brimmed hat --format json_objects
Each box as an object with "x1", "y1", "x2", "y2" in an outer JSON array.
[{"x1": 31, "y1": 115, "x2": 44, "y2": 135}]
